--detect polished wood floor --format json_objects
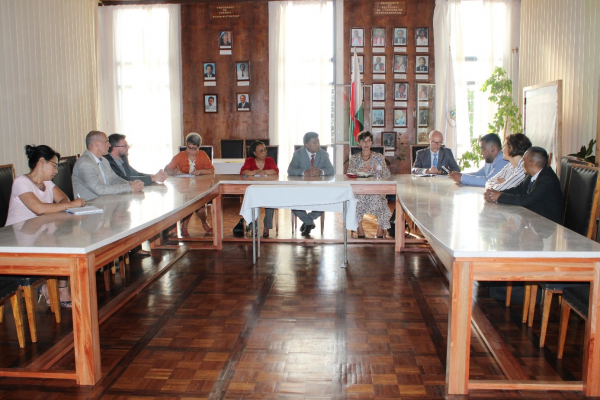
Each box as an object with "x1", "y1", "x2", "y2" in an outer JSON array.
[{"x1": 0, "y1": 200, "x2": 590, "y2": 399}]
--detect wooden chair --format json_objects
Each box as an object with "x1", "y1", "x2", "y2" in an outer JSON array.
[
  {"x1": 0, "y1": 279, "x2": 26, "y2": 348},
  {"x1": 410, "y1": 144, "x2": 429, "y2": 168},
  {"x1": 221, "y1": 140, "x2": 244, "y2": 159},
  {"x1": 54, "y1": 158, "x2": 75, "y2": 201},
  {"x1": 557, "y1": 284, "x2": 589, "y2": 359},
  {"x1": 0, "y1": 164, "x2": 15, "y2": 227},
  {"x1": 558, "y1": 155, "x2": 592, "y2": 195}
]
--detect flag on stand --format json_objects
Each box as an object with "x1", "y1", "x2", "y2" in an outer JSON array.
[
  {"x1": 349, "y1": 49, "x2": 363, "y2": 145},
  {"x1": 444, "y1": 48, "x2": 457, "y2": 155}
]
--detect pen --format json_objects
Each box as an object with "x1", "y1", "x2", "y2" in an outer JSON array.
[{"x1": 77, "y1": 194, "x2": 81, "y2": 199}]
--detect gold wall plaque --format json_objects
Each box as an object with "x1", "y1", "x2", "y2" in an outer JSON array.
[
  {"x1": 209, "y1": 4, "x2": 241, "y2": 20},
  {"x1": 373, "y1": 1, "x2": 406, "y2": 16}
]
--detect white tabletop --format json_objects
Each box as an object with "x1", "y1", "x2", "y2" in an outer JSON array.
[
  {"x1": 213, "y1": 158, "x2": 245, "y2": 175},
  {"x1": 396, "y1": 175, "x2": 600, "y2": 258}
]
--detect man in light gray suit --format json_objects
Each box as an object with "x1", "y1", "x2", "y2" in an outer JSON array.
[
  {"x1": 72, "y1": 131, "x2": 144, "y2": 200},
  {"x1": 412, "y1": 130, "x2": 460, "y2": 175},
  {"x1": 287, "y1": 132, "x2": 334, "y2": 235}
]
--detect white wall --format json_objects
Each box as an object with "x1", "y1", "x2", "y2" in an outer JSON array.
[
  {"x1": 519, "y1": 0, "x2": 600, "y2": 156},
  {"x1": 0, "y1": 0, "x2": 98, "y2": 174}
]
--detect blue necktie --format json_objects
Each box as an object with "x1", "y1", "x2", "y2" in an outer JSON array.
[
  {"x1": 528, "y1": 179, "x2": 534, "y2": 191},
  {"x1": 433, "y1": 153, "x2": 438, "y2": 168}
]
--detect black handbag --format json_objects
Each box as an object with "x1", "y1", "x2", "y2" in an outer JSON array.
[{"x1": 233, "y1": 218, "x2": 245, "y2": 237}]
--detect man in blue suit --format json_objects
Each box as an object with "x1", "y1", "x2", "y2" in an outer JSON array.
[
  {"x1": 412, "y1": 130, "x2": 460, "y2": 175},
  {"x1": 449, "y1": 133, "x2": 508, "y2": 186},
  {"x1": 287, "y1": 132, "x2": 334, "y2": 235}
]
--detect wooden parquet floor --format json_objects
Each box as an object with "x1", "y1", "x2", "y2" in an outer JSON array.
[{"x1": 0, "y1": 199, "x2": 590, "y2": 399}]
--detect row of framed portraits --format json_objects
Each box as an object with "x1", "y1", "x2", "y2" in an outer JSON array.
[
  {"x1": 203, "y1": 62, "x2": 250, "y2": 81},
  {"x1": 351, "y1": 27, "x2": 429, "y2": 48},
  {"x1": 203, "y1": 94, "x2": 251, "y2": 113},
  {"x1": 373, "y1": 83, "x2": 434, "y2": 101},
  {"x1": 352, "y1": 55, "x2": 430, "y2": 76},
  {"x1": 372, "y1": 108, "x2": 430, "y2": 128}
]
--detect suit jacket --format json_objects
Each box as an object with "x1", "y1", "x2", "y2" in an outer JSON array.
[
  {"x1": 287, "y1": 148, "x2": 334, "y2": 176},
  {"x1": 412, "y1": 147, "x2": 460, "y2": 174},
  {"x1": 238, "y1": 102, "x2": 249, "y2": 109},
  {"x1": 394, "y1": 37, "x2": 406, "y2": 45},
  {"x1": 72, "y1": 149, "x2": 131, "y2": 200},
  {"x1": 498, "y1": 166, "x2": 564, "y2": 224},
  {"x1": 104, "y1": 153, "x2": 153, "y2": 186},
  {"x1": 461, "y1": 150, "x2": 509, "y2": 186},
  {"x1": 416, "y1": 65, "x2": 428, "y2": 72}
]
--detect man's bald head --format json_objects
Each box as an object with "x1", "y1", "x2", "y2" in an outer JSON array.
[
  {"x1": 429, "y1": 130, "x2": 443, "y2": 142},
  {"x1": 86, "y1": 131, "x2": 106, "y2": 149},
  {"x1": 522, "y1": 146, "x2": 548, "y2": 176},
  {"x1": 428, "y1": 130, "x2": 444, "y2": 153}
]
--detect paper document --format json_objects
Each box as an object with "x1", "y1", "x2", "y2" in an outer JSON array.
[{"x1": 65, "y1": 206, "x2": 104, "y2": 215}]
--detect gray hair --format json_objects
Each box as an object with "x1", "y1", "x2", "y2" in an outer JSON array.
[
  {"x1": 86, "y1": 131, "x2": 106, "y2": 149},
  {"x1": 186, "y1": 132, "x2": 202, "y2": 147}
]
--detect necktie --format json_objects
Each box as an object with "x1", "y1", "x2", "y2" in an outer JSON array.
[
  {"x1": 433, "y1": 153, "x2": 438, "y2": 168},
  {"x1": 311, "y1": 154, "x2": 315, "y2": 167},
  {"x1": 98, "y1": 161, "x2": 107, "y2": 184},
  {"x1": 528, "y1": 179, "x2": 534, "y2": 191}
]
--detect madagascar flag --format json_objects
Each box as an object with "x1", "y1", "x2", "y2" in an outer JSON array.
[{"x1": 349, "y1": 49, "x2": 363, "y2": 145}]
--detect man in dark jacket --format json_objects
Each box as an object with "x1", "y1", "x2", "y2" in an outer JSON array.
[
  {"x1": 484, "y1": 146, "x2": 563, "y2": 224},
  {"x1": 105, "y1": 133, "x2": 167, "y2": 187}
]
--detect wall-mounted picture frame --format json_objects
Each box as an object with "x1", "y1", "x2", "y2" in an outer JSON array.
[
  {"x1": 394, "y1": 109, "x2": 407, "y2": 127},
  {"x1": 394, "y1": 82, "x2": 408, "y2": 100},
  {"x1": 393, "y1": 28, "x2": 407, "y2": 45},
  {"x1": 219, "y1": 31, "x2": 232, "y2": 49},
  {"x1": 350, "y1": 27, "x2": 364, "y2": 47},
  {"x1": 383, "y1": 132, "x2": 396, "y2": 150},
  {"x1": 416, "y1": 56, "x2": 429, "y2": 73},
  {"x1": 416, "y1": 27, "x2": 429, "y2": 46},
  {"x1": 204, "y1": 94, "x2": 218, "y2": 113},
  {"x1": 350, "y1": 55, "x2": 364, "y2": 75},
  {"x1": 372, "y1": 109, "x2": 385, "y2": 127},
  {"x1": 373, "y1": 55, "x2": 386, "y2": 73},
  {"x1": 418, "y1": 84, "x2": 432, "y2": 100},
  {"x1": 372, "y1": 83, "x2": 385, "y2": 101},
  {"x1": 372, "y1": 27, "x2": 386, "y2": 47},
  {"x1": 236, "y1": 62, "x2": 250, "y2": 81},
  {"x1": 418, "y1": 109, "x2": 429, "y2": 127},
  {"x1": 372, "y1": 131, "x2": 382, "y2": 146},
  {"x1": 237, "y1": 93, "x2": 250, "y2": 111},
  {"x1": 393, "y1": 55, "x2": 407, "y2": 73},
  {"x1": 418, "y1": 130, "x2": 430, "y2": 144},
  {"x1": 203, "y1": 62, "x2": 216, "y2": 80}
]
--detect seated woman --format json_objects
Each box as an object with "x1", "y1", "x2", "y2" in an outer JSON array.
[
  {"x1": 347, "y1": 131, "x2": 392, "y2": 238},
  {"x1": 5, "y1": 145, "x2": 86, "y2": 307},
  {"x1": 165, "y1": 132, "x2": 215, "y2": 237},
  {"x1": 240, "y1": 140, "x2": 279, "y2": 237},
  {"x1": 485, "y1": 133, "x2": 532, "y2": 191}
]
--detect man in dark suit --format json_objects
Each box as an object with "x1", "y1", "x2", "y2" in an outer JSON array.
[
  {"x1": 204, "y1": 64, "x2": 215, "y2": 78},
  {"x1": 238, "y1": 95, "x2": 249, "y2": 109},
  {"x1": 484, "y1": 147, "x2": 564, "y2": 224},
  {"x1": 287, "y1": 132, "x2": 334, "y2": 235},
  {"x1": 412, "y1": 130, "x2": 460, "y2": 174}
]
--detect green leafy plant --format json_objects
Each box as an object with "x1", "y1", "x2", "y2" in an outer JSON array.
[
  {"x1": 457, "y1": 135, "x2": 483, "y2": 170},
  {"x1": 569, "y1": 139, "x2": 596, "y2": 165},
  {"x1": 480, "y1": 67, "x2": 523, "y2": 138}
]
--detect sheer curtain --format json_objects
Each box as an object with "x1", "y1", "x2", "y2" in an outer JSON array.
[
  {"x1": 268, "y1": 1, "x2": 334, "y2": 170},
  {"x1": 97, "y1": 5, "x2": 182, "y2": 172}
]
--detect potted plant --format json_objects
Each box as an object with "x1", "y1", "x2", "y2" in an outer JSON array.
[{"x1": 480, "y1": 67, "x2": 523, "y2": 138}]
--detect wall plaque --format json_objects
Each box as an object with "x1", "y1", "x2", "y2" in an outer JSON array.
[
  {"x1": 373, "y1": 2, "x2": 406, "y2": 16},
  {"x1": 209, "y1": 4, "x2": 241, "y2": 20}
]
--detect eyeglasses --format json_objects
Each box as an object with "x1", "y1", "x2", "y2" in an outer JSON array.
[
  {"x1": 187, "y1": 146, "x2": 199, "y2": 151},
  {"x1": 47, "y1": 160, "x2": 58, "y2": 170},
  {"x1": 113, "y1": 144, "x2": 131, "y2": 148},
  {"x1": 430, "y1": 141, "x2": 443, "y2": 145}
]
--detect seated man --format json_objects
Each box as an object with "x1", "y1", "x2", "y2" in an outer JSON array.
[
  {"x1": 287, "y1": 132, "x2": 334, "y2": 235},
  {"x1": 449, "y1": 133, "x2": 508, "y2": 186},
  {"x1": 72, "y1": 130, "x2": 144, "y2": 200},
  {"x1": 105, "y1": 133, "x2": 167, "y2": 186},
  {"x1": 484, "y1": 147, "x2": 563, "y2": 224},
  {"x1": 412, "y1": 130, "x2": 460, "y2": 174}
]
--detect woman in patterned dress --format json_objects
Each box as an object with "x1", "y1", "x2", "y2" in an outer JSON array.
[{"x1": 347, "y1": 131, "x2": 392, "y2": 238}]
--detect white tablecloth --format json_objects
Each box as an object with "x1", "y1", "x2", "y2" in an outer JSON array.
[
  {"x1": 213, "y1": 158, "x2": 245, "y2": 174},
  {"x1": 240, "y1": 184, "x2": 359, "y2": 230}
]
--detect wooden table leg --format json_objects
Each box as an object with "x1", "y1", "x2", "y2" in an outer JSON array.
[
  {"x1": 71, "y1": 255, "x2": 101, "y2": 385},
  {"x1": 212, "y1": 194, "x2": 223, "y2": 250},
  {"x1": 446, "y1": 261, "x2": 472, "y2": 395},
  {"x1": 584, "y1": 262, "x2": 600, "y2": 396},
  {"x1": 395, "y1": 197, "x2": 404, "y2": 253}
]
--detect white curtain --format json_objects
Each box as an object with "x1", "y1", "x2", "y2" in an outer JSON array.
[
  {"x1": 97, "y1": 5, "x2": 182, "y2": 173},
  {"x1": 268, "y1": 1, "x2": 334, "y2": 170}
]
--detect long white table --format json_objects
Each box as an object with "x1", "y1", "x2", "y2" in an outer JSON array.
[{"x1": 395, "y1": 175, "x2": 600, "y2": 396}]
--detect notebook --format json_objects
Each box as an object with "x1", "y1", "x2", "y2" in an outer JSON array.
[{"x1": 65, "y1": 206, "x2": 104, "y2": 215}]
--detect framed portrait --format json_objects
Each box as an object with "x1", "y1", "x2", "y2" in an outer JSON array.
[
  {"x1": 372, "y1": 27, "x2": 386, "y2": 47},
  {"x1": 383, "y1": 132, "x2": 396, "y2": 150},
  {"x1": 350, "y1": 28, "x2": 364, "y2": 47},
  {"x1": 416, "y1": 55, "x2": 429, "y2": 73},
  {"x1": 393, "y1": 28, "x2": 407, "y2": 46},
  {"x1": 418, "y1": 109, "x2": 429, "y2": 127},
  {"x1": 372, "y1": 83, "x2": 385, "y2": 101},
  {"x1": 418, "y1": 83, "x2": 435, "y2": 100},
  {"x1": 393, "y1": 55, "x2": 407, "y2": 73},
  {"x1": 417, "y1": 130, "x2": 430, "y2": 144},
  {"x1": 350, "y1": 55, "x2": 364, "y2": 75},
  {"x1": 204, "y1": 94, "x2": 218, "y2": 113},
  {"x1": 372, "y1": 55, "x2": 386, "y2": 74},
  {"x1": 416, "y1": 27, "x2": 429, "y2": 46},
  {"x1": 237, "y1": 93, "x2": 250, "y2": 111},
  {"x1": 203, "y1": 62, "x2": 216, "y2": 80},
  {"x1": 372, "y1": 109, "x2": 385, "y2": 127},
  {"x1": 219, "y1": 31, "x2": 232, "y2": 49},
  {"x1": 236, "y1": 62, "x2": 250, "y2": 81},
  {"x1": 394, "y1": 109, "x2": 407, "y2": 127},
  {"x1": 372, "y1": 131, "x2": 382, "y2": 146},
  {"x1": 394, "y1": 82, "x2": 408, "y2": 101}
]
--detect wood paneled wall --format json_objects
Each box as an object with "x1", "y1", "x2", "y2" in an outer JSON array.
[
  {"x1": 344, "y1": 0, "x2": 435, "y2": 174},
  {"x1": 181, "y1": 3, "x2": 269, "y2": 158}
]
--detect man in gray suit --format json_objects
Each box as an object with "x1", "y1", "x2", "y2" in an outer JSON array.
[
  {"x1": 72, "y1": 131, "x2": 144, "y2": 200},
  {"x1": 287, "y1": 132, "x2": 334, "y2": 235},
  {"x1": 412, "y1": 130, "x2": 460, "y2": 174}
]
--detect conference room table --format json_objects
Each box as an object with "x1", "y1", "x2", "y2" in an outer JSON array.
[
  {"x1": 0, "y1": 174, "x2": 399, "y2": 385},
  {"x1": 394, "y1": 175, "x2": 600, "y2": 396}
]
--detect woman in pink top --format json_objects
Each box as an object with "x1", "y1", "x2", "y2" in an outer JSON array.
[{"x1": 6, "y1": 145, "x2": 86, "y2": 307}]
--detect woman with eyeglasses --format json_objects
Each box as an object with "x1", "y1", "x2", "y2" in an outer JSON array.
[
  {"x1": 165, "y1": 132, "x2": 215, "y2": 237},
  {"x1": 5, "y1": 145, "x2": 87, "y2": 307}
]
